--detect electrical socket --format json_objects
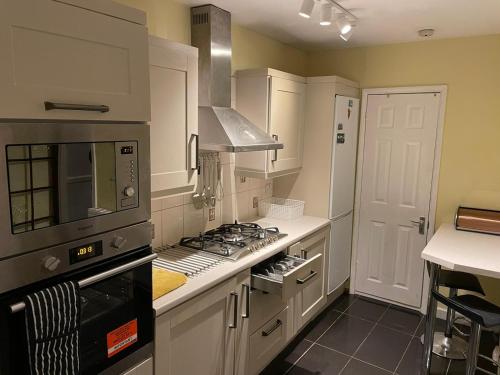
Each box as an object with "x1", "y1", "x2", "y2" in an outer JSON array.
[
  {"x1": 253, "y1": 197, "x2": 259, "y2": 209},
  {"x1": 208, "y1": 207, "x2": 216, "y2": 221}
]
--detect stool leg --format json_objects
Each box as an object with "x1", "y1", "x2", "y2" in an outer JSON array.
[
  {"x1": 466, "y1": 322, "x2": 481, "y2": 375},
  {"x1": 422, "y1": 262, "x2": 440, "y2": 374},
  {"x1": 444, "y1": 288, "x2": 458, "y2": 337}
]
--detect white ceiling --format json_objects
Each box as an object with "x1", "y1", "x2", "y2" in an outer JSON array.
[{"x1": 176, "y1": 0, "x2": 500, "y2": 50}]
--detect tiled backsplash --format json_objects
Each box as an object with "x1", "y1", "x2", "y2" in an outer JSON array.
[{"x1": 151, "y1": 152, "x2": 273, "y2": 248}]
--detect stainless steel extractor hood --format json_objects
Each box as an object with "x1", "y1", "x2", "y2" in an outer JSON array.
[{"x1": 191, "y1": 5, "x2": 284, "y2": 152}]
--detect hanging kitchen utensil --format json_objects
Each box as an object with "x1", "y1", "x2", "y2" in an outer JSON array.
[
  {"x1": 210, "y1": 154, "x2": 217, "y2": 207},
  {"x1": 215, "y1": 154, "x2": 224, "y2": 201},
  {"x1": 192, "y1": 155, "x2": 204, "y2": 209}
]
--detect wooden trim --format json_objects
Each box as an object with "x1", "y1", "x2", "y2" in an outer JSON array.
[{"x1": 349, "y1": 85, "x2": 447, "y2": 313}]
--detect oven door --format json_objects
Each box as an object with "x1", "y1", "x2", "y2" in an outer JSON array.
[
  {"x1": 0, "y1": 247, "x2": 154, "y2": 375},
  {"x1": 0, "y1": 122, "x2": 150, "y2": 261}
]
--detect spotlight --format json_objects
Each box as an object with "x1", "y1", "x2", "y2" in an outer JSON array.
[
  {"x1": 320, "y1": 4, "x2": 332, "y2": 26},
  {"x1": 336, "y1": 13, "x2": 352, "y2": 34},
  {"x1": 299, "y1": 0, "x2": 315, "y2": 19},
  {"x1": 339, "y1": 28, "x2": 353, "y2": 41}
]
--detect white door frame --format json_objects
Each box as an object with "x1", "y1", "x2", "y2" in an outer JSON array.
[{"x1": 350, "y1": 85, "x2": 447, "y2": 313}]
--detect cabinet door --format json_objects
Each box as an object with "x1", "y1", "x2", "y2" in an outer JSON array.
[
  {"x1": 121, "y1": 357, "x2": 153, "y2": 375},
  {"x1": 268, "y1": 77, "x2": 306, "y2": 173},
  {"x1": 290, "y1": 228, "x2": 329, "y2": 330},
  {"x1": 155, "y1": 277, "x2": 237, "y2": 375},
  {"x1": 235, "y1": 271, "x2": 251, "y2": 375},
  {"x1": 149, "y1": 37, "x2": 198, "y2": 195},
  {"x1": 0, "y1": 0, "x2": 149, "y2": 121}
]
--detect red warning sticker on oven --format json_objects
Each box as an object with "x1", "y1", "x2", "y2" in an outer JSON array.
[{"x1": 106, "y1": 319, "x2": 138, "y2": 358}]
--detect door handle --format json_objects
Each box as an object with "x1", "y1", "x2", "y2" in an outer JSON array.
[
  {"x1": 190, "y1": 134, "x2": 199, "y2": 172},
  {"x1": 411, "y1": 216, "x2": 426, "y2": 235},
  {"x1": 271, "y1": 134, "x2": 279, "y2": 162},
  {"x1": 229, "y1": 292, "x2": 238, "y2": 329},
  {"x1": 242, "y1": 284, "x2": 250, "y2": 319},
  {"x1": 44, "y1": 101, "x2": 109, "y2": 113}
]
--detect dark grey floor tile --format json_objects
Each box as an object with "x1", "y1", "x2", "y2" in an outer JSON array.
[
  {"x1": 317, "y1": 314, "x2": 374, "y2": 355},
  {"x1": 341, "y1": 359, "x2": 392, "y2": 375},
  {"x1": 288, "y1": 344, "x2": 349, "y2": 375},
  {"x1": 345, "y1": 297, "x2": 388, "y2": 322},
  {"x1": 354, "y1": 324, "x2": 412, "y2": 372},
  {"x1": 261, "y1": 337, "x2": 313, "y2": 375},
  {"x1": 379, "y1": 305, "x2": 422, "y2": 335},
  {"x1": 303, "y1": 309, "x2": 342, "y2": 341},
  {"x1": 331, "y1": 293, "x2": 358, "y2": 312},
  {"x1": 414, "y1": 317, "x2": 446, "y2": 337}
]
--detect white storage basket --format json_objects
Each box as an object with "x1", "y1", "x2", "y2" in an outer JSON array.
[{"x1": 258, "y1": 198, "x2": 305, "y2": 220}]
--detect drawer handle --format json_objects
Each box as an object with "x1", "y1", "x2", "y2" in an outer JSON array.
[
  {"x1": 242, "y1": 284, "x2": 250, "y2": 319},
  {"x1": 296, "y1": 270, "x2": 318, "y2": 285},
  {"x1": 262, "y1": 319, "x2": 282, "y2": 337},
  {"x1": 44, "y1": 101, "x2": 110, "y2": 113},
  {"x1": 229, "y1": 292, "x2": 238, "y2": 329}
]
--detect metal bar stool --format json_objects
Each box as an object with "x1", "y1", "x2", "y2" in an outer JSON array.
[
  {"x1": 433, "y1": 270, "x2": 485, "y2": 359},
  {"x1": 432, "y1": 291, "x2": 500, "y2": 374}
]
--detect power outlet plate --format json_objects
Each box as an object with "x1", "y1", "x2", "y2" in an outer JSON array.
[
  {"x1": 208, "y1": 207, "x2": 216, "y2": 221},
  {"x1": 253, "y1": 197, "x2": 259, "y2": 209}
]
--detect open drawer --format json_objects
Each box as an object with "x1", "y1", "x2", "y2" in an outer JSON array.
[{"x1": 251, "y1": 252, "x2": 322, "y2": 301}]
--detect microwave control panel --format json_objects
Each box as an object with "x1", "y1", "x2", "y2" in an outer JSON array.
[{"x1": 116, "y1": 141, "x2": 139, "y2": 210}]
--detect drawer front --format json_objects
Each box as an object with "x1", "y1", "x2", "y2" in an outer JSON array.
[
  {"x1": 0, "y1": 0, "x2": 149, "y2": 122},
  {"x1": 251, "y1": 253, "x2": 322, "y2": 301},
  {"x1": 249, "y1": 307, "x2": 289, "y2": 375},
  {"x1": 249, "y1": 289, "x2": 287, "y2": 334}
]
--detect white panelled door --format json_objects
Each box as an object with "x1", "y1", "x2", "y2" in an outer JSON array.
[{"x1": 355, "y1": 93, "x2": 441, "y2": 307}]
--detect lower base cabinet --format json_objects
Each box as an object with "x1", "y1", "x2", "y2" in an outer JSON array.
[
  {"x1": 154, "y1": 270, "x2": 250, "y2": 375},
  {"x1": 122, "y1": 357, "x2": 153, "y2": 375}
]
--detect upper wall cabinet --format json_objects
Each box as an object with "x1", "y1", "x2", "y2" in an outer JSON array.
[
  {"x1": 149, "y1": 36, "x2": 198, "y2": 196},
  {"x1": 235, "y1": 69, "x2": 306, "y2": 179},
  {"x1": 0, "y1": 0, "x2": 150, "y2": 122}
]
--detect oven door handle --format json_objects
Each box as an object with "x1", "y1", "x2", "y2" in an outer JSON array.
[{"x1": 9, "y1": 253, "x2": 157, "y2": 314}]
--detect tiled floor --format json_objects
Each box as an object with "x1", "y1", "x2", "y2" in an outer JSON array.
[{"x1": 262, "y1": 293, "x2": 499, "y2": 375}]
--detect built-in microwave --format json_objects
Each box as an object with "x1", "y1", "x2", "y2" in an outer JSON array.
[{"x1": 0, "y1": 122, "x2": 150, "y2": 262}]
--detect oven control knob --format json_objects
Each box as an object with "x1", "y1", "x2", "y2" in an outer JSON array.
[
  {"x1": 124, "y1": 186, "x2": 135, "y2": 197},
  {"x1": 44, "y1": 256, "x2": 61, "y2": 272},
  {"x1": 112, "y1": 236, "x2": 127, "y2": 249}
]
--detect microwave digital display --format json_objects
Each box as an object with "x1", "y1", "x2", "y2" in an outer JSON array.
[
  {"x1": 69, "y1": 241, "x2": 103, "y2": 264},
  {"x1": 120, "y1": 146, "x2": 134, "y2": 154}
]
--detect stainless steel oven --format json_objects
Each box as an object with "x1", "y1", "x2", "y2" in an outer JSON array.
[
  {"x1": 0, "y1": 241, "x2": 155, "y2": 375},
  {"x1": 0, "y1": 122, "x2": 150, "y2": 265}
]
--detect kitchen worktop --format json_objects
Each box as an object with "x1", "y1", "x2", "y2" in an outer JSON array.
[{"x1": 153, "y1": 215, "x2": 330, "y2": 316}]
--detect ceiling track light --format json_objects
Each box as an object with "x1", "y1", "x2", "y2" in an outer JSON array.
[
  {"x1": 339, "y1": 28, "x2": 353, "y2": 42},
  {"x1": 336, "y1": 13, "x2": 352, "y2": 35},
  {"x1": 319, "y1": 3, "x2": 332, "y2": 26},
  {"x1": 298, "y1": 0, "x2": 315, "y2": 19}
]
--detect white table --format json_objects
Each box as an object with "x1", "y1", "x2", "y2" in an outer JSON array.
[{"x1": 420, "y1": 223, "x2": 500, "y2": 373}]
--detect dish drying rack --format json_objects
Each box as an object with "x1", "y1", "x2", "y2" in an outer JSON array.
[{"x1": 153, "y1": 245, "x2": 225, "y2": 278}]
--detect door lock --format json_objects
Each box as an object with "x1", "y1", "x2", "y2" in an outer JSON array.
[{"x1": 411, "y1": 217, "x2": 426, "y2": 235}]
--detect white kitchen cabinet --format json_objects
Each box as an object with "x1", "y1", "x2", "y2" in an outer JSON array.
[
  {"x1": 288, "y1": 227, "x2": 329, "y2": 331},
  {"x1": 155, "y1": 270, "x2": 249, "y2": 375},
  {"x1": 121, "y1": 357, "x2": 153, "y2": 375},
  {"x1": 149, "y1": 36, "x2": 198, "y2": 196},
  {"x1": 0, "y1": 0, "x2": 150, "y2": 122},
  {"x1": 235, "y1": 69, "x2": 306, "y2": 178}
]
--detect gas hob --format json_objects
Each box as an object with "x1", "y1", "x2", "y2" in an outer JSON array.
[{"x1": 179, "y1": 222, "x2": 287, "y2": 260}]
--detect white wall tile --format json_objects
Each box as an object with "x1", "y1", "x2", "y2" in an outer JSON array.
[
  {"x1": 204, "y1": 201, "x2": 222, "y2": 231},
  {"x1": 236, "y1": 190, "x2": 250, "y2": 222},
  {"x1": 162, "y1": 206, "x2": 184, "y2": 245},
  {"x1": 151, "y1": 211, "x2": 162, "y2": 248},
  {"x1": 162, "y1": 194, "x2": 184, "y2": 209},
  {"x1": 222, "y1": 193, "x2": 237, "y2": 223},
  {"x1": 236, "y1": 175, "x2": 251, "y2": 193},
  {"x1": 151, "y1": 198, "x2": 163, "y2": 213},
  {"x1": 183, "y1": 203, "x2": 204, "y2": 237},
  {"x1": 222, "y1": 163, "x2": 236, "y2": 196}
]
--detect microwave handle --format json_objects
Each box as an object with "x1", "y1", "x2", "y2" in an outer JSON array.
[{"x1": 9, "y1": 253, "x2": 157, "y2": 314}]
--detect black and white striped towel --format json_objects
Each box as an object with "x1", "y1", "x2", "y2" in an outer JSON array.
[{"x1": 24, "y1": 281, "x2": 80, "y2": 375}]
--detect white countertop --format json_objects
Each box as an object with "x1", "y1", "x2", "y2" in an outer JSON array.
[
  {"x1": 421, "y1": 223, "x2": 500, "y2": 279},
  {"x1": 153, "y1": 216, "x2": 330, "y2": 316}
]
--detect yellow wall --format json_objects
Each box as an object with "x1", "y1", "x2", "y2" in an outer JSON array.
[
  {"x1": 113, "y1": 0, "x2": 307, "y2": 75},
  {"x1": 307, "y1": 35, "x2": 500, "y2": 303}
]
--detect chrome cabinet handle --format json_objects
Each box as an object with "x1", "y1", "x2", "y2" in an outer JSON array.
[
  {"x1": 301, "y1": 248, "x2": 308, "y2": 259},
  {"x1": 242, "y1": 284, "x2": 250, "y2": 319},
  {"x1": 191, "y1": 134, "x2": 199, "y2": 171},
  {"x1": 262, "y1": 319, "x2": 282, "y2": 337},
  {"x1": 411, "y1": 216, "x2": 426, "y2": 235},
  {"x1": 229, "y1": 292, "x2": 238, "y2": 328},
  {"x1": 44, "y1": 101, "x2": 110, "y2": 113},
  {"x1": 271, "y1": 134, "x2": 279, "y2": 162},
  {"x1": 9, "y1": 253, "x2": 157, "y2": 314},
  {"x1": 296, "y1": 270, "x2": 318, "y2": 285}
]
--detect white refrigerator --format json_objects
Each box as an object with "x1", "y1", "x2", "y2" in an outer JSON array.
[{"x1": 328, "y1": 95, "x2": 360, "y2": 295}]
